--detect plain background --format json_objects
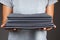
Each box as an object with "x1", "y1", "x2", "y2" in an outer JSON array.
[{"x1": 0, "y1": 0, "x2": 60, "y2": 40}]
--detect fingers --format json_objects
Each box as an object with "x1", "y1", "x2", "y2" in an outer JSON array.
[
  {"x1": 54, "y1": 25, "x2": 56, "y2": 29},
  {"x1": 39, "y1": 27, "x2": 52, "y2": 31},
  {"x1": 6, "y1": 28, "x2": 17, "y2": 32},
  {"x1": 1, "y1": 18, "x2": 8, "y2": 28},
  {"x1": 1, "y1": 24, "x2": 5, "y2": 28},
  {"x1": 13, "y1": 28, "x2": 17, "y2": 31},
  {"x1": 43, "y1": 28, "x2": 46, "y2": 30},
  {"x1": 1, "y1": 21, "x2": 7, "y2": 28},
  {"x1": 43, "y1": 27, "x2": 52, "y2": 31},
  {"x1": 46, "y1": 27, "x2": 52, "y2": 31}
]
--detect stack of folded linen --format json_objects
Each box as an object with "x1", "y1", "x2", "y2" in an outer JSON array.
[{"x1": 5, "y1": 13, "x2": 54, "y2": 30}]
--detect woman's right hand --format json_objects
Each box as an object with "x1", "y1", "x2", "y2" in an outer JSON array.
[
  {"x1": 1, "y1": 18, "x2": 17, "y2": 31},
  {"x1": 1, "y1": 23, "x2": 6, "y2": 28},
  {"x1": 1, "y1": 18, "x2": 8, "y2": 28}
]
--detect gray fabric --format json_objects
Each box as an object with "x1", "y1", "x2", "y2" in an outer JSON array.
[
  {"x1": 0, "y1": 0, "x2": 58, "y2": 14},
  {"x1": 0, "y1": 0, "x2": 12, "y2": 8},
  {"x1": 48, "y1": 0, "x2": 58, "y2": 6},
  {"x1": 8, "y1": 30, "x2": 47, "y2": 40}
]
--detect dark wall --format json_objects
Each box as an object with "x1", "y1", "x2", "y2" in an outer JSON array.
[{"x1": 0, "y1": 0, "x2": 60, "y2": 40}]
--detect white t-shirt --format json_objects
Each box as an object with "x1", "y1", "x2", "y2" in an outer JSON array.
[{"x1": 0, "y1": 0, "x2": 58, "y2": 14}]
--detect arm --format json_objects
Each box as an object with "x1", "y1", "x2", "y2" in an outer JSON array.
[
  {"x1": 1, "y1": 5, "x2": 12, "y2": 27},
  {"x1": 43, "y1": 4, "x2": 56, "y2": 31},
  {"x1": 46, "y1": 4, "x2": 54, "y2": 19}
]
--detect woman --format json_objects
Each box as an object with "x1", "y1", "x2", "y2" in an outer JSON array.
[{"x1": 0, "y1": 0, "x2": 58, "y2": 40}]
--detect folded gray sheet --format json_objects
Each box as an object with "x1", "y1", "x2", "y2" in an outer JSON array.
[{"x1": 5, "y1": 13, "x2": 54, "y2": 30}]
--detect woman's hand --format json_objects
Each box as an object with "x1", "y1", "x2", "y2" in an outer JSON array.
[
  {"x1": 39, "y1": 25, "x2": 56, "y2": 31},
  {"x1": 1, "y1": 18, "x2": 8, "y2": 28},
  {"x1": 43, "y1": 20, "x2": 56, "y2": 31},
  {"x1": 43, "y1": 25, "x2": 56, "y2": 31},
  {"x1": 1, "y1": 18, "x2": 17, "y2": 31},
  {"x1": 6, "y1": 28, "x2": 18, "y2": 32}
]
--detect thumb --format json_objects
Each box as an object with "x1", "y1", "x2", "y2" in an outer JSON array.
[
  {"x1": 13, "y1": 28, "x2": 17, "y2": 31},
  {"x1": 43, "y1": 28, "x2": 46, "y2": 30},
  {"x1": 54, "y1": 25, "x2": 56, "y2": 29},
  {"x1": 1, "y1": 24, "x2": 5, "y2": 28}
]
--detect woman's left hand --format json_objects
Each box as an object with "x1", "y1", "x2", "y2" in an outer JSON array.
[{"x1": 43, "y1": 25, "x2": 56, "y2": 31}]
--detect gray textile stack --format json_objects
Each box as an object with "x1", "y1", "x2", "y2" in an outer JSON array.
[{"x1": 5, "y1": 13, "x2": 54, "y2": 30}]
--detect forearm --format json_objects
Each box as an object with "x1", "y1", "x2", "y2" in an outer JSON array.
[
  {"x1": 46, "y1": 4, "x2": 54, "y2": 19},
  {"x1": 2, "y1": 5, "x2": 12, "y2": 23}
]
